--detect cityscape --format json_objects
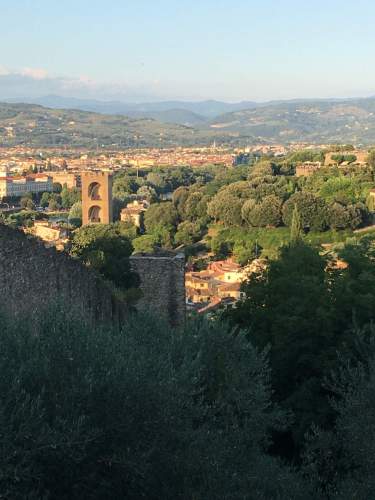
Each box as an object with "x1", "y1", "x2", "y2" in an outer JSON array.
[{"x1": 2, "y1": 0, "x2": 375, "y2": 498}]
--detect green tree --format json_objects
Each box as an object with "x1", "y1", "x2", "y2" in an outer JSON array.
[
  {"x1": 290, "y1": 204, "x2": 303, "y2": 241},
  {"x1": 332, "y1": 236, "x2": 375, "y2": 330},
  {"x1": 21, "y1": 197, "x2": 35, "y2": 210},
  {"x1": 70, "y1": 223, "x2": 138, "y2": 291},
  {"x1": 113, "y1": 174, "x2": 139, "y2": 201},
  {"x1": 172, "y1": 186, "x2": 189, "y2": 215},
  {"x1": 227, "y1": 241, "x2": 337, "y2": 448},
  {"x1": 60, "y1": 185, "x2": 81, "y2": 209},
  {"x1": 174, "y1": 221, "x2": 203, "y2": 246},
  {"x1": 182, "y1": 191, "x2": 211, "y2": 221},
  {"x1": 40, "y1": 192, "x2": 51, "y2": 208},
  {"x1": 0, "y1": 307, "x2": 310, "y2": 499},
  {"x1": 233, "y1": 238, "x2": 261, "y2": 265},
  {"x1": 248, "y1": 159, "x2": 275, "y2": 178},
  {"x1": 48, "y1": 198, "x2": 58, "y2": 211},
  {"x1": 207, "y1": 191, "x2": 243, "y2": 226},
  {"x1": 327, "y1": 201, "x2": 365, "y2": 230},
  {"x1": 282, "y1": 192, "x2": 329, "y2": 231},
  {"x1": 242, "y1": 195, "x2": 283, "y2": 228},
  {"x1": 304, "y1": 338, "x2": 375, "y2": 498},
  {"x1": 68, "y1": 201, "x2": 82, "y2": 227},
  {"x1": 132, "y1": 234, "x2": 159, "y2": 253},
  {"x1": 136, "y1": 185, "x2": 157, "y2": 202},
  {"x1": 144, "y1": 202, "x2": 179, "y2": 234},
  {"x1": 146, "y1": 172, "x2": 167, "y2": 192}
]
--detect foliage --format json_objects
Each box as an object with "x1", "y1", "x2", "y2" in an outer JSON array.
[
  {"x1": 70, "y1": 223, "x2": 138, "y2": 290},
  {"x1": 5, "y1": 210, "x2": 42, "y2": 228},
  {"x1": 242, "y1": 195, "x2": 283, "y2": 227},
  {"x1": 20, "y1": 194, "x2": 35, "y2": 210},
  {"x1": 132, "y1": 234, "x2": 159, "y2": 253},
  {"x1": 181, "y1": 190, "x2": 211, "y2": 221},
  {"x1": 328, "y1": 201, "x2": 364, "y2": 230},
  {"x1": 68, "y1": 201, "x2": 82, "y2": 227},
  {"x1": 330, "y1": 153, "x2": 357, "y2": 164},
  {"x1": 226, "y1": 242, "x2": 339, "y2": 445},
  {"x1": 174, "y1": 220, "x2": 204, "y2": 246},
  {"x1": 232, "y1": 238, "x2": 262, "y2": 265},
  {"x1": 136, "y1": 184, "x2": 157, "y2": 202},
  {"x1": 112, "y1": 173, "x2": 140, "y2": 201},
  {"x1": 144, "y1": 202, "x2": 179, "y2": 233},
  {"x1": 226, "y1": 237, "x2": 375, "y2": 456},
  {"x1": 319, "y1": 176, "x2": 365, "y2": 204},
  {"x1": 60, "y1": 185, "x2": 81, "y2": 209},
  {"x1": 40, "y1": 191, "x2": 51, "y2": 208},
  {"x1": 287, "y1": 150, "x2": 325, "y2": 164},
  {"x1": 303, "y1": 335, "x2": 375, "y2": 498},
  {"x1": 290, "y1": 204, "x2": 303, "y2": 241},
  {"x1": 0, "y1": 308, "x2": 309, "y2": 499},
  {"x1": 207, "y1": 191, "x2": 243, "y2": 226},
  {"x1": 210, "y1": 226, "x2": 291, "y2": 260},
  {"x1": 282, "y1": 191, "x2": 329, "y2": 231}
]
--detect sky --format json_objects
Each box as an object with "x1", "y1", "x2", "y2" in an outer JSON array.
[{"x1": 1, "y1": 0, "x2": 375, "y2": 102}]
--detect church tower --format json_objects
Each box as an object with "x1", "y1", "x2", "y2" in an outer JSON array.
[{"x1": 81, "y1": 171, "x2": 113, "y2": 225}]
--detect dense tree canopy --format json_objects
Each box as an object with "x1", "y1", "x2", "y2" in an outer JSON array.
[
  {"x1": 144, "y1": 202, "x2": 179, "y2": 233},
  {"x1": 282, "y1": 192, "x2": 329, "y2": 231},
  {"x1": 226, "y1": 238, "x2": 375, "y2": 453},
  {"x1": 0, "y1": 309, "x2": 309, "y2": 499},
  {"x1": 70, "y1": 222, "x2": 138, "y2": 291}
]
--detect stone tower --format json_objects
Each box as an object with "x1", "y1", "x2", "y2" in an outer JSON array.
[
  {"x1": 81, "y1": 171, "x2": 113, "y2": 225},
  {"x1": 130, "y1": 251, "x2": 186, "y2": 327}
]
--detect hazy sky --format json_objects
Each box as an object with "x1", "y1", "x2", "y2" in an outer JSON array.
[{"x1": 1, "y1": 0, "x2": 375, "y2": 102}]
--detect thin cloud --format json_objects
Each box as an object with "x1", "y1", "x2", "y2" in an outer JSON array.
[
  {"x1": 0, "y1": 69, "x2": 163, "y2": 102},
  {"x1": 20, "y1": 67, "x2": 49, "y2": 80}
]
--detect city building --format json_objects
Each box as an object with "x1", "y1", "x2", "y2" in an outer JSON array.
[
  {"x1": 46, "y1": 171, "x2": 81, "y2": 189},
  {"x1": 32, "y1": 220, "x2": 69, "y2": 250},
  {"x1": 295, "y1": 162, "x2": 322, "y2": 177},
  {"x1": 120, "y1": 200, "x2": 149, "y2": 227},
  {"x1": 185, "y1": 258, "x2": 264, "y2": 312},
  {"x1": 0, "y1": 173, "x2": 53, "y2": 199}
]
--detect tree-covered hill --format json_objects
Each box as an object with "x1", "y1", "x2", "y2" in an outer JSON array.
[
  {"x1": 0, "y1": 102, "x2": 224, "y2": 148},
  {"x1": 209, "y1": 97, "x2": 375, "y2": 144},
  {"x1": 6, "y1": 97, "x2": 375, "y2": 147}
]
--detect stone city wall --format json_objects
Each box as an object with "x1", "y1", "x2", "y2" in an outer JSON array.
[
  {"x1": 130, "y1": 251, "x2": 186, "y2": 327},
  {"x1": 0, "y1": 224, "x2": 127, "y2": 327}
]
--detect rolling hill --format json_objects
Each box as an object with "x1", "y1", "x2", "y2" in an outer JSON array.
[
  {"x1": 0, "y1": 102, "x2": 225, "y2": 148},
  {"x1": 209, "y1": 98, "x2": 375, "y2": 144},
  {"x1": 4, "y1": 96, "x2": 258, "y2": 124},
  {"x1": 3, "y1": 97, "x2": 375, "y2": 148}
]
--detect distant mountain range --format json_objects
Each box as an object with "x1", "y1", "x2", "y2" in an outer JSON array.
[
  {"x1": 2, "y1": 96, "x2": 375, "y2": 147},
  {"x1": 0, "y1": 102, "x2": 223, "y2": 148},
  {"x1": 3, "y1": 95, "x2": 258, "y2": 125}
]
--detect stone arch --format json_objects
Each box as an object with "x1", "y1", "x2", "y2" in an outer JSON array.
[
  {"x1": 88, "y1": 182, "x2": 101, "y2": 201},
  {"x1": 88, "y1": 205, "x2": 101, "y2": 223}
]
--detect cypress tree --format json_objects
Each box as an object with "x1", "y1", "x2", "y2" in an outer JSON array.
[{"x1": 290, "y1": 204, "x2": 302, "y2": 241}]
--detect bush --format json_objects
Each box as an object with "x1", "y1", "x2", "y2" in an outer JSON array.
[{"x1": 0, "y1": 308, "x2": 309, "y2": 499}]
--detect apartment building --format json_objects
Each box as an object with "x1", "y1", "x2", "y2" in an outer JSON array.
[{"x1": 0, "y1": 174, "x2": 53, "y2": 199}]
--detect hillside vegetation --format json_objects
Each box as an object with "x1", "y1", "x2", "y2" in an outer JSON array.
[
  {"x1": 5, "y1": 97, "x2": 375, "y2": 147},
  {"x1": 209, "y1": 98, "x2": 375, "y2": 144},
  {"x1": 0, "y1": 102, "x2": 221, "y2": 148}
]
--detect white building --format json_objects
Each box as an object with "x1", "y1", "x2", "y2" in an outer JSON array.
[{"x1": 0, "y1": 174, "x2": 53, "y2": 199}]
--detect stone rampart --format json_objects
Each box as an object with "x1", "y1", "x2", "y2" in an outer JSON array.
[
  {"x1": 130, "y1": 251, "x2": 185, "y2": 327},
  {"x1": 0, "y1": 224, "x2": 127, "y2": 326}
]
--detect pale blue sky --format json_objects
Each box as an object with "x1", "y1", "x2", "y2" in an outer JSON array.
[{"x1": 1, "y1": 0, "x2": 374, "y2": 101}]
